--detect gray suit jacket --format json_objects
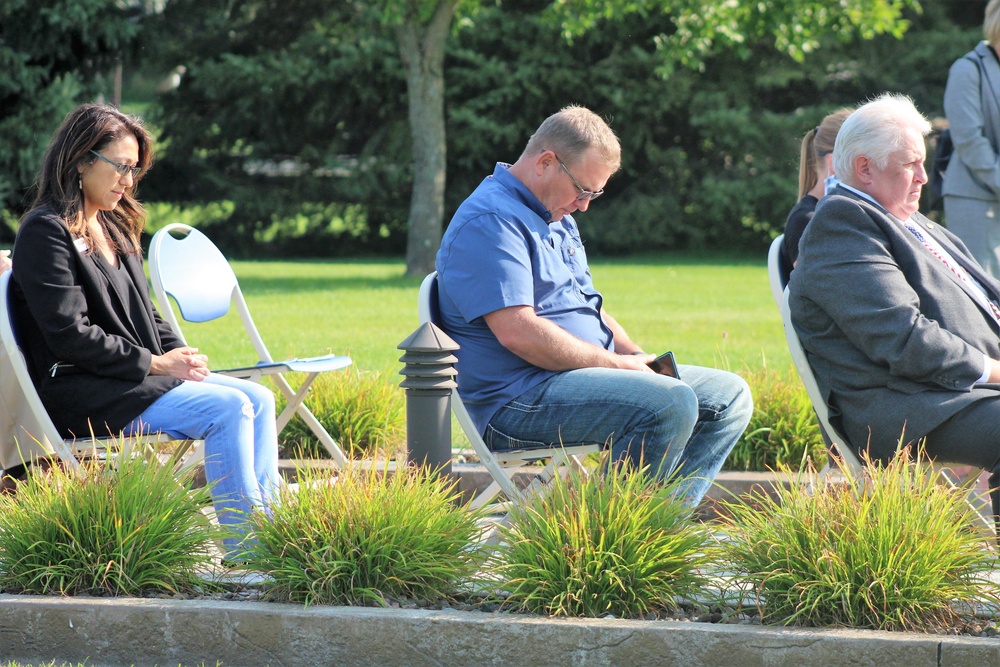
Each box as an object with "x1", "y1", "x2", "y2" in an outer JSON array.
[
  {"x1": 943, "y1": 41, "x2": 1000, "y2": 201},
  {"x1": 788, "y1": 187, "x2": 1000, "y2": 461}
]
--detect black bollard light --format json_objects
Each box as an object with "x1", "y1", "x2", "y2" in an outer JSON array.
[{"x1": 398, "y1": 322, "x2": 459, "y2": 477}]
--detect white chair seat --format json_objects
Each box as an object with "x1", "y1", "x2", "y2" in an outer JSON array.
[
  {"x1": 222, "y1": 354, "x2": 354, "y2": 379},
  {"x1": 149, "y1": 223, "x2": 353, "y2": 466}
]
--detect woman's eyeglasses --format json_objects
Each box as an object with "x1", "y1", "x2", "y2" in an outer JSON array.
[{"x1": 90, "y1": 150, "x2": 141, "y2": 179}]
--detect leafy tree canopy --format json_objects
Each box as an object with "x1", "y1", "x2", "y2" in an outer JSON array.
[
  {"x1": 143, "y1": 0, "x2": 964, "y2": 256},
  {"x1": 549, "y1": 0, "x2": 922, "y2": 72}
]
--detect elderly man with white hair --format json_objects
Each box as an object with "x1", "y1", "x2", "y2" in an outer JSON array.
[{"x1": 789, "y1": 93, "x2": 1000, "y2": 498}]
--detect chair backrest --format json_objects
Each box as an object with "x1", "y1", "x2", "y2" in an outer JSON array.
[
  {"x1": 417, "y1": 271, "x2": 472, "y2": 426},
  {"x1": 779, "y1": 287, "x2": 863, "y2": 475},
  {"x1": 417, "y1": 271, "x2": 440, "y2": 327},
  {"x1": 767, "y1": 234, "x2": 792, "y2": 308},
  {"x1": 0, "y1": 270, "x2": 83, "y2": 471},
  {"x1": 148, "y1": 223, "x2": 240, "y2": 331},
  {"x1": 417, "y1": 272, "x2": 486, "y2": 443},
  {"x1": 149, "y1": 223, "x2": 274, "y2": 363}
]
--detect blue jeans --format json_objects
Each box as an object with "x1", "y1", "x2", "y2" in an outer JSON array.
[
  {"x1": 485, "y1": 365, "x2": 753, "y2": 505},
  {"x1": 126, "y1": 373, "x2": 280, "y2": 554}
]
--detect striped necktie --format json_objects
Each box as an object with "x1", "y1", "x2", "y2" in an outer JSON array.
[{"x1": 904, "y1": 222, "x2": 1000, "y2": 325}]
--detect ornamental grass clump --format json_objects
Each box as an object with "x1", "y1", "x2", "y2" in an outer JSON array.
[
  {"x1": 0, "y1": 450, "x2": 218, "y2": 596},
  {"x1": 247, "y1": 462, "x2": 487, "y2": 606},
  {"x1": 496, "y1": 463, "x2": 717, "y2": 618},
  {"x1": 276, "y1": 370, "x2": 405, "y2": 459},
  {"x1": 721, "y1": 448, "x2": 999, "y2": 631},
  {"x1": 726, "y1": 364, "x2": 825, "y2": 472}
]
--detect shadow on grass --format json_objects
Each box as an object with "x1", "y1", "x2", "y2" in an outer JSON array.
[{"x1": 237, "y1": 273, "x2": 419, "y2": 294}]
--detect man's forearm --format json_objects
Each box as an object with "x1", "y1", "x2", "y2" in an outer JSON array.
[{"x1": 484, "y1": 306, "x2": 652, "y2": 372}]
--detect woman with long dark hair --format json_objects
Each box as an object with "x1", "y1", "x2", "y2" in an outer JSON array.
[{"x1": 8, "y1": 103, "x2": 279, "y2": 558}]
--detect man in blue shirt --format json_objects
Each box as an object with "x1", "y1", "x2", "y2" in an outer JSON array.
[{"x1": 435, "y1": 106, "x2": 752, "y2": 505}]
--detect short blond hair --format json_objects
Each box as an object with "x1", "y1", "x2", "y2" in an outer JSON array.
[
  {"x1": 986, "y1": 0, "x2": 1000, "y2": 45},
  {"x1": 521, "y1": 106, "x2": 621, "y2": 172}
]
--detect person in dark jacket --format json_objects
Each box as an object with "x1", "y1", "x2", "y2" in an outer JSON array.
[
  {"x1": 790, "y1": 93, "x2": 1000, "y2": 475},
  {"x1": 9, "y1": 104, "x2": 279, "y2": 557},
  {"x1": 782, "y1": 108, "x2": 852, "y2": 269}
]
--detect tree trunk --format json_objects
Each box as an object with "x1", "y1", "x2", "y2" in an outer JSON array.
[{"x1": 397, "y1": 1, "x2": 458, "y2": 278}]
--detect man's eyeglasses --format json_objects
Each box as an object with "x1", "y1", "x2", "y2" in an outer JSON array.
[
  {"x1": 555, "y1": 155, "x2": 603, "y2": 201},
  {"x1": 90, "y1": 150, "x2": 141, "y2": 179}
]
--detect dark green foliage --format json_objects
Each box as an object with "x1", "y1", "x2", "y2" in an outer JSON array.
[
  {"x1": 141, "y1": 0, "x2": 410, "y2": 257},
  {"x1": 0, "y1": 0, "x2": 144, "y2": 233},
  {"x1": 128, "y1": 0, "x2": 983, "y2": 256},
  {"x1": 446, "y1": 1, "x2": 980, "y2": 255}
]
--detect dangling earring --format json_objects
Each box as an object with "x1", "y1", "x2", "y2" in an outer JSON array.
[{"x1": 78, "y1": 173, "x2": 83, "y2": 192}]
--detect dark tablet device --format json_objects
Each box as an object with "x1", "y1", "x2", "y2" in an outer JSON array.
[{"x1": 647, "y1": 351, "x2": 680, "y2": 379}]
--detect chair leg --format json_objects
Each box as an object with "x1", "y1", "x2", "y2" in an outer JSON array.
[
  {"x1": 268, "y1": 371, "x2": 348, "y2": 465},
  {"x1": 469, "y1": 480, "x2": 505, "y2": 512},
  {"x1": 990, "y1": 470, "x2": 1000, "y2": 548},
  {"x1": 294, "y1": 402, "x2": 347, "y2": 466},
  {"x1": 274, "y1": 373, "x2": 318, "y2": 431}
]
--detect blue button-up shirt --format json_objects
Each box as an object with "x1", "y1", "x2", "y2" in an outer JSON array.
[{"x1": 435, "y1": 163, "x2": 614, "y2": 434}]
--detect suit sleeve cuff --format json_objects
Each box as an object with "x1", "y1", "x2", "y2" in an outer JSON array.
[{"x1": 977, "y1": 353, "x2": 991, "y2": 384}]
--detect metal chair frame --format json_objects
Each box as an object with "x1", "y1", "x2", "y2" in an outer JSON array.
[
  {"x1": 149, "y1": 223, "x2": 353, "y2": 465},
  {"x1": 418, "y1": 272, "x2": 601, "y2": 513}
]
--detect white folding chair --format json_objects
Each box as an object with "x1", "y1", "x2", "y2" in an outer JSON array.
[
  {"x1": 771, "y1": 233, "x2": 842, "y2": 458},
  {"x1": 0, "y1": 270, "x2": 204, "y2": 479},
  {"x1": 780, "y1": 288, "x2": 862, "y2": 478},
  {"x1": 149, "y1": 223, "x2": 353, "y2": 466},
  {"x1": 780, "y1": 287, "x2": 995, "y2": 535},
  {"x1": 767, "y1": 234, "x2": 791, "y2": 308},
  {"x1": 418, "y1": 272, "x2": 601, "y2": 513}
]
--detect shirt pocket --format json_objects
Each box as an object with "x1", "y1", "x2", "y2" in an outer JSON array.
[{"x1": 560, "y1": 235, "x2": 587, "y2": 278}]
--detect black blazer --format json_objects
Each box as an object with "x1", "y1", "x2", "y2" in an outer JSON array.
[{"x1": 11, "y1": 208, "x2": 183, "y2": 439}]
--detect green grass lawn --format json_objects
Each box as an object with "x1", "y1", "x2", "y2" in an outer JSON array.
[
  {"x1": 590, "y1": 254, "x2": 786, "y2": 372},
  {"x1": 154, "y1": 252, "x2": 788, "y2": 378}
]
